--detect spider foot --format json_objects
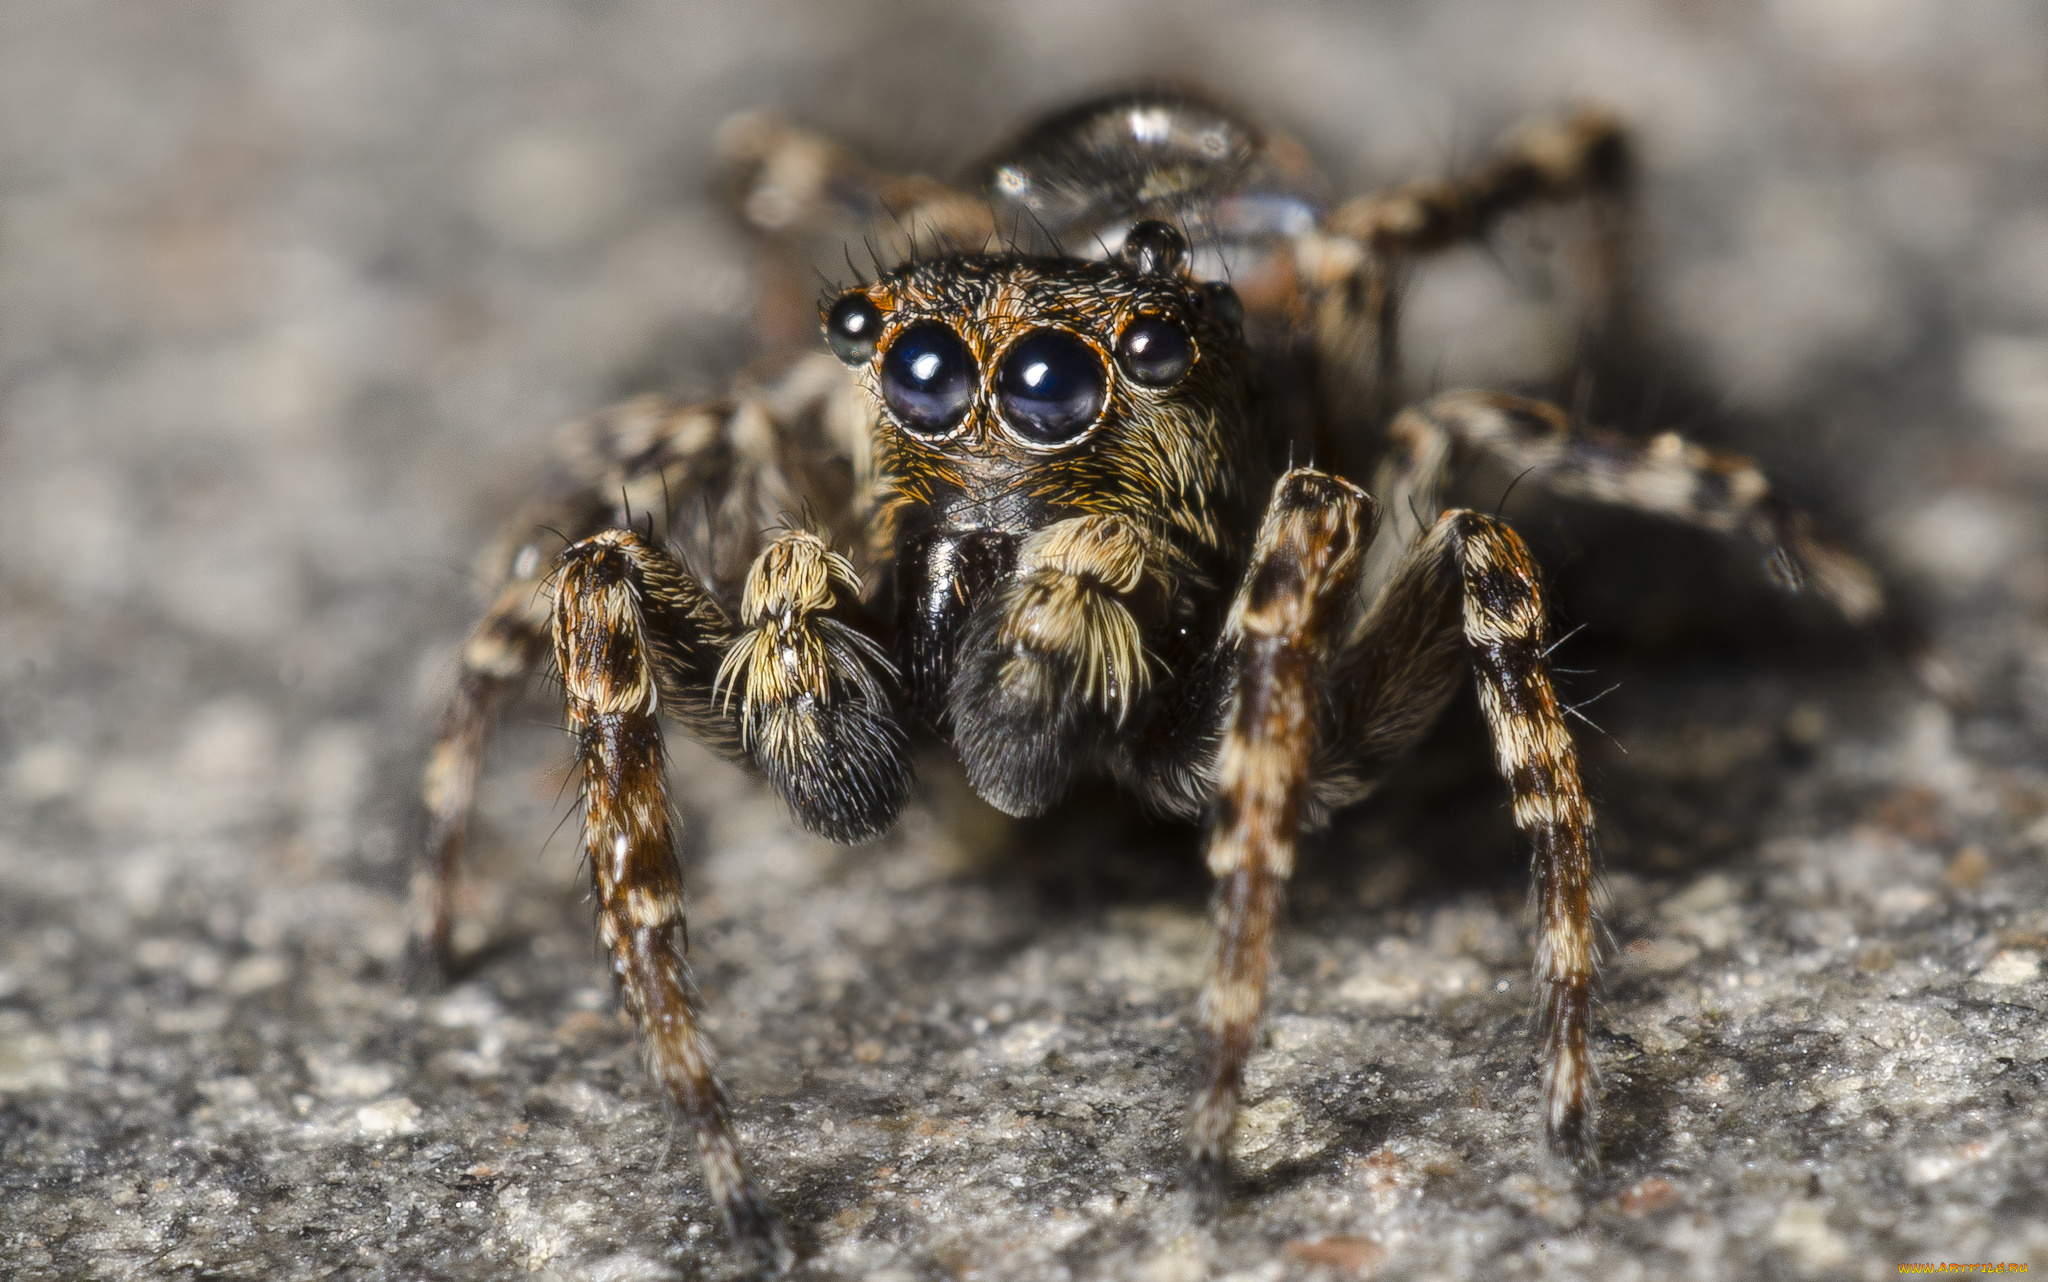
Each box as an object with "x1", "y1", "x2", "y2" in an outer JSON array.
[
  {"x1": 1186, "y1": 1146, "x2": 1232, "y2": 1220},
  {"x1": 400, "y1": 934, "x2": 452, "y2": 995},
  {"x1": 719, "y1": 1182, "x2": 795, "y2": 1277}
]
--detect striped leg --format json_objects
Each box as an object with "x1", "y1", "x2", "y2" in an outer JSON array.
[
  {"x1": 411, "y1": 574, "x2": 555, "y2": 984},
  {"x1": 552, "y1": 529, "x2": 790, "y2": 1271},
  {"x1": 1327, "y1": 109, "x2": 1632, "y2": 260},
  {"x1": 411, "y1": 378, "x2": 861, "y2": 983},
  {"x1": 1189, "y1": 471, "x2": 1373, "y2": 1180},
  {"x1": 1361, "y1": 390, "x2": 1889, "y2": 635},
  {"x1": 1293, "y1": 108, "x2": 1634, "y2": 440},
  {"x1": 1332, "y1": 510, "x2": 1600, "y2": 1167},
  {"x1": 412, "y1": 476, "x2": 611, "y2": 986}
]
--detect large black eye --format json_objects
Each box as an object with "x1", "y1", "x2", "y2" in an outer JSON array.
[
  {"x1": 825, "y1": 293, "x2": 882, "y2": 364},
  {"x1": 997, "y1": 330, "x2": 1107, "y2": 445},
  {"x1": 1116, "y1": 316, "x2": 1193, "y2": 386},
  {"x1": 880, "y1": 323, "x2": 976, "y2": 436}
]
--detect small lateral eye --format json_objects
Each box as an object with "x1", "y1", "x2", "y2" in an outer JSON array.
[
  {"x1": 880, "y1": 322, "x2": 977, "y2": 436},
  {"x1": 1196, "y1": 281, "x2": 1243, "y2": 334},
  {"x1": 997, "y1": 329, "x2": 1107, "y2": 445},
  {"x1": 1115, "y1": 316, "x2": 1193, "y2": 387},
  {"x1": 825, "y1": 293, "x2": 884, "y2": 364}
]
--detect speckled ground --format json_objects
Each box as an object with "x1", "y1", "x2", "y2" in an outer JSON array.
[{"x1": 4, "y1": 2, "x2": 2048, "y2": 1279}]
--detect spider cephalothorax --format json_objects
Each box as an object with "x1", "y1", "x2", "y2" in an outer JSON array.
[
  {"x1": 412, "y1": 89, "x2": 1911, "y2": 1271},
  {"x1": 824, "y1": 227, "x2": 1267, "y2": 816}
]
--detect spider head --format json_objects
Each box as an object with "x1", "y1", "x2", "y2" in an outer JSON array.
[
  {"x1": 821, "y1": 221, "x2": 1258, "y2": 551},
  {"x1": 822, "y1": 220, "x2": 1265, "y2": 729}
]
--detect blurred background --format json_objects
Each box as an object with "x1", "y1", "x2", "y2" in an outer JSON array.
[{"x1": 3, "y1": 2, "x2": 2046, "y2": 1278}]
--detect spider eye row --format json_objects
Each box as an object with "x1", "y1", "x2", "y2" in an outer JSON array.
[{"x1": 825, "y1": 296, "x2": 1202, "y2": 446}]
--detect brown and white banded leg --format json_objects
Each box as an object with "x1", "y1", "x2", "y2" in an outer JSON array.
[
  {"x1": 1189, "y1": 470, "x2": 1373, "y2": 1180},
  {"x1": 413, "y1": 480, "x2": 612, "y2": 984},
  {"x1": 552, "y1": 528, "x2": 790, "y2": 1270},
  {"x1": 412, "y1": 571, "x2": 557, "y2": 983},
  {"x1": 1293, "y1": 108, "x2": 1634, "y2": 438},
  {"x1": 411, "y1": 377, "x2": 864, "y2": 982},
  {"x1": 1327, "y1": 108, "x2": 1632, "y2": 267},
  {"x1": 1328, "y1": 509, "x2": 1600, "y2": 1167},
  {"x1": 1361, "y1": 390, "x2": 1891, "y2": 637}
]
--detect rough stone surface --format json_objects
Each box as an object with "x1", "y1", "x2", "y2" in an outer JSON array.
[{"x1": 5, "y1": 3, "x2": 2048, "y2": 1279}]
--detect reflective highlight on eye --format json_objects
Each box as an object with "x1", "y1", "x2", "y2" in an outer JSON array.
[
  {"x1": 997, "y1": 329, "x2": 1107, "y2": 445},
  {"x1": 1116, "y1": 316, "x2": 1194, "y2": 386},
  {"x1": 880, "y1": 323, "x2": 976, "y2": 436},
  {"x1": 826, "y1": 293, "x2": 883, "y2": 364}
]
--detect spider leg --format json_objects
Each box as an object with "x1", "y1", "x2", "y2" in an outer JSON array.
[
  {"x1": 551, "y1": 527, "x2": 792, "y2": 1271},
  {"x1": 1326, "y1": 107, "x2": 1632, "y2": 290},
  {"x1": 1188, "y1": 469, "x2": 1374, "y2": 1180},
  {"x1": 1361, "y1": 390, "x2": 1891, "y2": 637},
  {"x1": 566, "y1": 361, "x2": 875, "y2": 595},
  {"x1": 947, "y1": 514, "x2": 1174, "y2": 816},
  {"x1": 717, "y1": 111, "x2": 997, "y2": 256},
  {"x1": 1292, "y1": 108, "x2": 1634, "y2": 439},
  {"x1": 412, "y1": 368, "x2": 869, "y2": 983},
  {"x1": 1327, "y1": 508, "x2": 1600, "y2": 1168},
  {"x1": 717, "y1": 528, "x2": 910, "y2": 841},
  {"x1": 412, "y1": 575, "x2": 557, "y2": 984}
]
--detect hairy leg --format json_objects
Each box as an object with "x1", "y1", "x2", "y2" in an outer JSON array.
[
  {"x1": 1360, "y1": 390, "x2": 1890, "y2": 635},
  {"x1": 1292, "y1": 108, "x2": 1634, "y2": 443},
  {"x1": 1326, "y1": 509, "x2": 1600, "y2": 1167},
  {"x1": 717, "y1": 528, "x2": 911, "y2": 841},
  {"x1": 561, "y1": 363, "x2": 875, "y2": 595},
  {"x1": 413, "y1": 370, "x2": 866, "y2": 982},
  {"x1": 552, "y1": 527, "x2": 789, "y2": 1271},
  {"x1": 1189, "y1": 470, "x2": 1374, "y2": 1181},
  {"x1": 411, "y1": 574, "x2": 556, "y2": 982}
]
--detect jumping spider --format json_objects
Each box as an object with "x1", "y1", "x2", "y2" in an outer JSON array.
[{"x1": 413, "y1": 89, "x2": 1906, "y2": 1269}]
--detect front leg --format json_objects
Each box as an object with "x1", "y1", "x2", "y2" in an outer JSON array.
[
  {"x1": 1188, "y1": 470, "x2": 1374, "y2": 1179},
  {"x1": 552, "y1": 528, "x2": 790, "y2": 1272},
  {"x1": 1323, "y1": 510, "x2": 1601, "y2": 1167},
  {"x1": 717, "y1": 528, "x2": 911, "y2": 842},
  {"x1": 412, "y1": 374, "x2": 867, "y2": 984},
  {"x1": 1452, "y1": 514, "x2": 1600, "y2": 1165}
]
